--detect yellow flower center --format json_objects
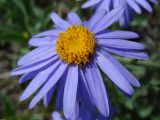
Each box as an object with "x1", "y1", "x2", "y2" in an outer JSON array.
[{"x1": 56, "y1": 25, "x2": 95, "y2": 65}]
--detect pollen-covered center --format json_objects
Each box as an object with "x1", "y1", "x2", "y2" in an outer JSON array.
[{"x1": 56, "y1": 25, "x2": 95, "y2": 65}]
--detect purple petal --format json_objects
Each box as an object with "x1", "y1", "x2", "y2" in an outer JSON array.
[
  {"x1": 11, "y1": 56, "x2": 57, "y2": 76},
  {"x1": 99, "y1": 49, "x2": 140, "y2": 87},
  {"x1": 113, "y1": 1, "x2": 133, "y2": 27},
  {"x1": 19, "y1": 49, "x2": 56, "y2": 67},
  {"x1": 126, "y1": 0, "x2": 142, "y2": 14},
  {"x1": 101, "y1": 46, "x2": 149, "y2": 60},
  {"x1": 82, "y1": 0, "x2": 101, "y2": 8},
  {"x1": 56, "y1": 71, "x2": 68, "y2": 110},
  {"x1": 68, "y1": 12, "x2": 82, "y2": 25},
  {"x1": 43, "y1": 85, "x2": 56, "y2": 106},
  {"x1": 70, "y1": 101, "x2": 79, "y2": 120},
  {"x1": 29, "y1": 62, "x2": 67, "y2": 109},
  {"x1": 79, "y1": 69, "x2": 95, "y2": 113},
  {"x1": 149, "y1": 0, "x2": 158, "y2": 4},
  {"x1": 19, "y1": 71, "x2": 37, "y2": 84},
  {"x1": 79, "y1": 104, "x2": 96, "y2": 120},
  {"x1": 63, "y1": 65, "x2": 79, "y2": 119},
  {"x1": 29, "y1": 37, "x2": 57, "y2": 47},
  {"x1": 96, "y1": 52, "x2": 134, "y2": 95},
  {"x1": 96, "y1": 0, "x2": 111, "y2": 12},
  {"x1": 88, "y1": 10, "x2": 106, "y2": 32},
  {"x1": 52, "y1": 111, "x2": 64, "y2": 120},
  {"x1": 92, "y1": 7, "x2": 124, "y2": 33},
  {"x1": 83, "y1": 62, "x2": 109, "y2": 117},
  {"x1": 50, "y1": 12, "x2": 71, "y2": 30},
  {"x1": 96, "y1": 30, "x2": 139, "y2": 39},
  {"x1": 33, "y1": 29, "x2": 61, "y2": 38},
  {"x1": 135, "y1": 0, "x2": 152, "y2": 12},
  {"x1": 17, "y1": 46, "x2": 54, "y2": 66},
  {"x1": 97, "y1": 39, "x2": 144, "y2": 50},
  {"x1": 20, "y1": 60, "x2": 61, "y2": 101},
  {"x1": 113, "y1": 0, "x2": 120, "y2": 8},
  {"x1": 19, "y1": 62, "x2": 56, "y2": 84}
]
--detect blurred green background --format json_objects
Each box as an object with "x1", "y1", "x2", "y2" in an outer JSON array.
[{"x1": 0, "y1": 0, "x2": 160, "y2": 120}]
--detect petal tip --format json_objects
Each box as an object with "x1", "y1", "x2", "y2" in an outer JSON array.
[
  {"x1": 43, "y1": 101, "x2": 48, "y2": 107},
  {"x1": 142, "y1": 54, "x2": 149, "y2": 60},
  {"x1": 10, "y1": 71, "x2": 17, "y2": 76},
  {"x1": 19, "y1": 95, "x2": 25, "y2": 102},
  {"x1": 81, "y1": 4, "x2": 86, "y2": 9},
  {"x1": 129, "y1": 89, "x2": 134, "y2": 96},
  {"x1": 135, "y1": 82, "x2": 141, "y2": 88},
  {"x1": 29, "y1": 102, "x2": 34, "y2": 109},
  {"x1": 19, "y1": 79, "x2": 23, "y2": 84}
]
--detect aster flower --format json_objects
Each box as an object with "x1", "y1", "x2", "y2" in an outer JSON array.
[
  {"x1": 11, "y1": 7, "x2": 148, "y2": 119},
  {"x1": 82, "y1": 0, "x2": 158, "y2": 26}
]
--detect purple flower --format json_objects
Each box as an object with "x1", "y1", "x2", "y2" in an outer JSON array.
[
  {"x1": 82, "y1": 0, "x2": 158, "y2": 26},
  {"x1": 11, "y1": 7, "x2": 148, "y2": 119}
]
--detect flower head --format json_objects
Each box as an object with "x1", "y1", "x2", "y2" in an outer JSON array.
[
  {"x1": 11, "y1": 7, "x2": 148, "y2": 119},
  {"x1": 82, "y1": 0, "x2": 158, "y2": 26},
  {"x1": 56, "y1": 25, "x2": 95, "y2": 64}
]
